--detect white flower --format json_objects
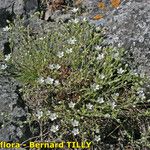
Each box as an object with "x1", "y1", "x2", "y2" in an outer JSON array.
[
  {"x1": 54, "y1": 80, "x2": 60, "y2": 86},
  {"x1": 1, "y1": 64, "x2": 7, "y2": 70},
  {"x1": 49, "y1": 113, "x2": 58, "y2": 121},
  {"x1": 48, "y1": 64, "x2": 55, "y2": 70},
  {"x1": 25, "y1": 53, "x2": 28, "y2": 56},
  {"x1": 47, "y1": 110, "x2": 51, "y2": 115},
  {"x1": 67, "y1": 37, "x2": 77, "y2": 45},
  {"x1": 4, "y1": 54, "x2": 11, "y2": 61},
  {"x1": 16, "y1": 128, "x2": 23, "y2": 138},
  {"x1": 3, "y1": 26, "x2": 10, "y2": 32},
  {"x1": 131, "y1": 69, "x2": 138, "y2": 76},
  {"x1": 36, "y1": 110, "x2": 43, "y2": 120},
  {"x1": 95, "y1": 27, "x2": 101, "y2": 32},
  {"x1": 50, "y1": 125, "x2": 59, "y2": 133},
  {"x1": 94, "y1": 135, "x2": 101, "y2": 142},
  {"x1": 112, "y1": 93, "x2": 119, "y2": 101},
  {"x1": 19, "y1": 88, "x2": 23, "y2": 92},
  {"x1": 110, "y1": 101, "x2": 116, "y2": 109},
  {"x1": 139, "y1": 93, "x2": 146, "y2": 100},
  {"x1": 57, "y1": 51, "x2": 64, "y2": 58},
  {"x1": 72, "y1": 128, "x2": 79, "y2": 135},
  {"x1": 91, "y1": 83, "x2": 100, "y2": 91},
  {"x1": 68, "y1": 102, "x2": 76, "y2": 108},
  {"x1": 55, "y1": 64, "x2": 61, "y2": 70},
  {"x1": 100, "y1": 74, "x2": 105, "y2": 79},
  {"x1": 45, "y1": 77, "x2": 54, "y2": 84},
  {"x1": 86, "y1": 103, "x2": 93, "y2": 110},
  {"x1": 97, "y1": 97, "x2": 104, "y2": 104},
  {"x1": 140, "y1": 73, "x2": 145, "y2": 78},
  {"x1": 137, "y1": 89, "x2": 144, "y2": 95},
  {"x1": 137, "y1": 90, "x2": 146, "y2": 100},
  {"x1": 95, "y1": 128, "x2": 100, "y2": 133},
  {"x1": 66, "y1": 48, "x2": 73, "y2": 54},
  {"x1": 71, "y1": 120, "x2": 79, "y2": 127},
  {"x1": 97, "y1": 53, "x2": 104, "y2": 60},
  {"x1": 104, "y1": 114, "x2": 110, "y2": 118},
  {"x1": 95, "y1": 45, "x2": 102, "y2": 51},
  {"x1": 138, "y1": 36, "x2": 144, "y2": 43},
  {"x1": 113, "y1": 93, "x2": 119, "y2": 97},
  {"x1": 72, "y1": 18, "x2": 79, "y2": 24},
  {"x1": 117, "y1": 68, "x2": 125, "y2": 74},
  {"x1": 37, "y1": 77, "x2": 45, "y2": 84},
  {"x1": 83, "y1": 17, "x2": 87, "y2": 22},
  {"x1": 48, "y1": 64, "x2": 61, "y2": 70},
  {"x1": 39, "y1": 37, "x2": 44, "y2": 40},
  {"x1": 71, "y1": 8, "x2": 79, "y2": 13},
  {"x1": 118, "y1": 43, "x2": 122, "y2": 47},
  {"x1": 113, "y1": 52, "x2": 119, "y2": 58}
]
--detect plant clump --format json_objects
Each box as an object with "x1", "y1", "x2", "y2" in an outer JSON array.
[{"x1": 1, "y1": 15, "x2": 150, "y2": 148}]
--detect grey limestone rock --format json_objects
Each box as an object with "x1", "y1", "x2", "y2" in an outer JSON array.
[
  {"x1": 0, "y1": 76, "x2": 28, "y2": 142},
  {"x1": 0, "y1": 0, "x2": 39, "y2": 54},
  {"x1": 50, "y1": 10, "x2": 72, "y2": 23},
  {"x1": 86, "y1": 0, "x2": 150, "y2": 76},
  {"x1": 0, "y1": 0, "x2": 24, "y2": 28},
  {"x1": 0, "y1": 0, "x2": 38, "y2": 17}
]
